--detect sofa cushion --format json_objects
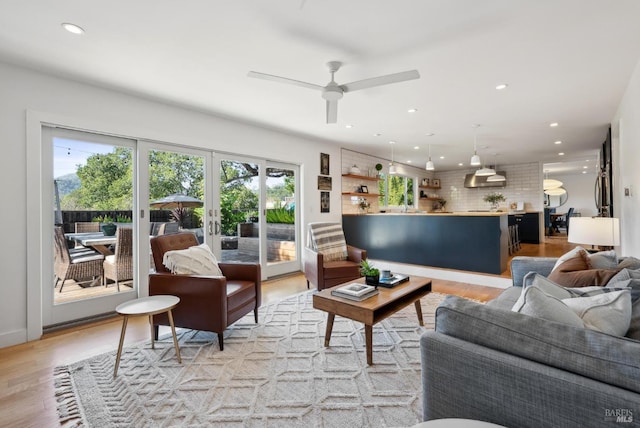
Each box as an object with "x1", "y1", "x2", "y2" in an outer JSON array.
[
  {"x1": 435, "y1": 295, "x2": 640, "y2": 394},
  {"x1": 619, "y1": 256, "x2": 640, "y2": 270},
  {"x1": 607, "y1": 277, "x2": 640, "y2": 341},
  {"x1": 547, "y1": 249, "x2": 618, "y2": 287},
  {"x1": 163, "y1": 243, "x2": 223, "y2": 276}
]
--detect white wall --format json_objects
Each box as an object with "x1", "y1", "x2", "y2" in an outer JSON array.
[
  {"x1": 613, "y1": 58, "x2": 640, "y2": 257},
  {"x1": 0, "y1": 61, "x2": 343, "y2": 347},
  {"x1": 549, "y1": 172, "x2": 598, "y2": 217}
]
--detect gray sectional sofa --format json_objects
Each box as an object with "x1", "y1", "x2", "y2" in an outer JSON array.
[{"x1": 420, "y1": 256, "x2": 640, "y2": 427}]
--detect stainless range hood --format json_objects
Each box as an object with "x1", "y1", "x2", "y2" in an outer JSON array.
[{"x1": 464, "y1": 171, "x2": 507, "y2": 188}]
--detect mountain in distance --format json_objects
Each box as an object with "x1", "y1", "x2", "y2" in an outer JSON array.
[{"x1": 55, "y1": 173, "x2": 80, "y2": 198}]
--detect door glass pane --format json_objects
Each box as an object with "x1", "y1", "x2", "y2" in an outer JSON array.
[
  {"x1": 148, "y1": 149, "x2": 205, "y2": 270},
  {"x1": 266, "y1": 166, "x2": 296, "y2": 265},
  {"x1": 53, "y1": 136, "x2": 133, "y2": 304},
  {"x1": 220, "y1": 160, "x2": 260, "y2": 263}
]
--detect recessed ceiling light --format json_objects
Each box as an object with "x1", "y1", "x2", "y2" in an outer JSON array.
[
  {"x1": 414, "y1": 146, "x2": 420, "y2": 150},
  {"x1": 458, "y1": 163, "x2": 464, "y2": 166},
  {"x1": 554, "y1": 140, "x2": 562, "y2": 145},
  {"x1": 408, "y1": 108, "x2": 418, "y2": 113},
  {"x1": 407, "y1": 160, "x2": 412, "y2": 163},
  {"x1": 496, "y1": 84, "x2": 508, "y2": 90},
  {"x1": 582, "y1": 171, "x2": 587, "y2": 174},
  {"x1": 389, "y1": 141, "x2": 396, "y2": 145},
  {"x1": 550, "y1": 122, "x2": 559, "y2": 127},
  {"x1": 558, "y1": 152, "x2": 565, "y2": 156},
  {"x1": 439, "y1": 156, "x2": 445, "y2": 159},
  {"x1": 373, "y1": 133, "x2": 381, "y2": 137},
  {"x1": 345, "y1": 124, "x2": 353, "y2": 129},
  {"x1": 426, "y1": 133, "x2": 435, "y2": 137},
  {"x1": 61, "y1": 23, "x2": 84, "y2": 34},
  {"x1": 583, "y1": 166, "x2": 588, "y2": 169}
]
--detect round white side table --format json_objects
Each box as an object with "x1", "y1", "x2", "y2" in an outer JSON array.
[{"x1": 114, "y1": 295, "x2": 181, "y2": 376}]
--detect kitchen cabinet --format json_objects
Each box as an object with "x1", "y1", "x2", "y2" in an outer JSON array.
[{"x1": 509, "y1": 212, "x2": 541, "y2": 244}]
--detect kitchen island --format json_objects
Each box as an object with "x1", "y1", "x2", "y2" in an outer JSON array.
[{"x1": 342, "y1": 212, "x2": 508, "y2": 275}]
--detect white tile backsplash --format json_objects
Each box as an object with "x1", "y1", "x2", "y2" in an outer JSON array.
[{"x1": 341, "y1": 149, "x2": 543, "y2": 213}]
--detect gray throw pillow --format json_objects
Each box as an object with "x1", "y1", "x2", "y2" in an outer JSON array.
[
  {"x1": 512, "y1": 286, "x2": 584, "y2": 328},
  {"x1": 619, "y1": 256, "x2": 640, "y2": 270},
  {"x1": 607, "y1": 278, "x2": 640, "y2": 341},
  {"x1": 589, "y1": 250, "x2": 618, "y2": 269},
  {"x1": 562, "y1": 290, "x2": 632, "y2": 336}
]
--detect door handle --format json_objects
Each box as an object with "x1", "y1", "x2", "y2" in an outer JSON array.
[
  {"x1": 214, "y1": 221, "x2": 221, "y2": 235},
  {"x1": 208, "y1": 220, "x2": 213, "y2": 236}
]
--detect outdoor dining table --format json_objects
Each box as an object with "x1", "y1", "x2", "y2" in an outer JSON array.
[{"x1": 65, "y1": 232, "x2": 117, "y2": 256}]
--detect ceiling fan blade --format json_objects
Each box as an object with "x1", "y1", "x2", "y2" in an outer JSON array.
[
  {"x1": 247, "y1": 71, "x2": 324, "y2": 91},
  {"x1": 326, "y1": 100, "x2": 338, "y2": 124},
  {"x1": 341, "y1": 70, "x2": 420, "y2": 93}
]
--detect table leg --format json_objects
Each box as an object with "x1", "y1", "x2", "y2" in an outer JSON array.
[
  {"x1": 324, "y1": 313, "x2": 335, "y2": 347},
  {"x1": 167, "y1": 309, "x2": 182, "y2": 363},
  {"x1": 149, "y1": 315, "x2": 155, "y2": 350},
  {"x1": 414, "y1": 300, "x2": 424, "y2": 326},
  {"x1": 365, "y1": 324, "x2": 373, "y2": 366},
  {"x1": 114, "y1": 315, "x2": 129, "y2": 377}
]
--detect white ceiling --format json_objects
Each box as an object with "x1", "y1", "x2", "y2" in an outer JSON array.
[{"x1": 2, "y1": 0, "x2": 640, "y2": 174}]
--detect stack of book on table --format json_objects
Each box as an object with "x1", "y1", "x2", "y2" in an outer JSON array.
[{"x1": 331, "y1": 283, "x2": 379, "y2": 301}]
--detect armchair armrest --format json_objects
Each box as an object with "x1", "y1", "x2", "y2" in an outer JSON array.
[
  {"x1": 346, "y1": 245, "x2": 367, "y2": 264},
  {"x1": 218, "y1": 262, "x2": 261, "y2": 308}
]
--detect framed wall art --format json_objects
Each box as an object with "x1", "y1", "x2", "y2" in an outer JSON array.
[
  {"x1": 320, "y1": 153, "x2": 330, "y2": 175},
  {"x1": 320, "y1": 191, "x2": 330, "y2": 213},
  {"x1": 318, "y1": 175, "x2": 332, "y2": 190},
  {"x1": 432, "y1": 178, "x2": 441, "y2": 187}
]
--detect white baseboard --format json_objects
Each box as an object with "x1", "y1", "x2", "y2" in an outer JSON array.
[
  {"x1": 0, "y1": 328, "x2": 28, "y2": 348},
  {"x1": 370, "y1": 260, "x2": 512, "y2": 289}
]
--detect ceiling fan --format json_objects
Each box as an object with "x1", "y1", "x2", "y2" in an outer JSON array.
[{"x1": 247, "y1": 61, "x2": 420, "y2": 124}]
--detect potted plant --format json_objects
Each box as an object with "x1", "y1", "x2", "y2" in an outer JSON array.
[
  {"x1": 360, "y1": 259, "x2": 380, "y2": 286},
  {"x1": 483, "y1": 192, "x2": 506, "y2": 211},
  {"x1": 93, "y1": 215, "x2": 117, "y2": 236},
  {"x1": 375, "y1": 163, "x2": 383, "y2": 177}
]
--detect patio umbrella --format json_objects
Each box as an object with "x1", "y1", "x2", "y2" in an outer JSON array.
[{"x1": 150, "y1": 194, "x2": 203, "y2": 209}]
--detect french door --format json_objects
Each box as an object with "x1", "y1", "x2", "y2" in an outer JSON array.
[{"x1": 43, "y1": 127, "x2": 137, "y2": 326}]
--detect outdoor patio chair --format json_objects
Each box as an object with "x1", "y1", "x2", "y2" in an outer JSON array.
[
  {"x1": 149, "y1": 232, "x2": 261, "y2": 351},
  {"x1": 75, "y1": 222, "x2": 100, "y2": 233},
  {"x1": 54, "y1": 226, "x2": 104, "y2": 293},
  {"x1": 303, "y1": 222, "x2": 366, "y2": 291},
  {"x1": 103, "y1": 227, "x2": 133, "y2": 291}
]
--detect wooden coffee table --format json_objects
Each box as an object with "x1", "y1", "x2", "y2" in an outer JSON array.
[{"x1": 313, "y1": 275, "x2": 432, "y2": 365}]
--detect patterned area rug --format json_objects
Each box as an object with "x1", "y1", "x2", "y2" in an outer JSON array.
[{"x1": 55, "y1": 290, "x2": 450, "y2": 427}]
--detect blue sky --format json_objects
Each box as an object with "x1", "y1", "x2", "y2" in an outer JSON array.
[{"x1": 53, "y1": 137, "x2": 115, "y2": 178}]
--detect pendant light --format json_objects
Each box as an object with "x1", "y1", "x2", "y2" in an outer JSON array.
[
  {"x1": 389, "y1": 141, "x2": 397, "y2": 175},
  {"x1": 425, "y1": 144, "x2": 435, "y2": 170},
  {"x1": 486, "y1": 153, "x2": 505, "y2": 182},
  {"x1": 470, "y1": 125, "x2": 481, "y2": 166},
  {"x1": 544, "y1": 187, "x2": 567, "y2": 196}
]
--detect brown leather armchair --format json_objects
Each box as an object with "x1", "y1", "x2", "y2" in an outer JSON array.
[
  {"x1": 149, "y1": 232, "x2": 261, "y2": 350},
  {"x1": 303, "y1": 222, "x2": 366, "y2": 291}
]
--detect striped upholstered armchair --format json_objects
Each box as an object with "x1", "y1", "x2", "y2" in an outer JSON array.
[{"x1": 303, "y1": 222, "x2": 367, "y2": 291}]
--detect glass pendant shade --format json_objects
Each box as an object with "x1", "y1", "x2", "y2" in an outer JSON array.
[
  {"x1": 486, "y1": 173, "x2": 506, "y2": 182},
  {"x1": 544, "y1": 187, "x2": 567, "y2": 196},
  {"x1": 543, "y1": 178, "x2": 563, "y2": 190},
  {"x1": 389, "y1": 164, "x2": 397, "y2": 175},
  {"x1": 470, "y1": 153, "x2": 481, "y2": 166}
]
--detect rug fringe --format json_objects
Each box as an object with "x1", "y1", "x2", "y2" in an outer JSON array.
[{"x1": 53, "y1": 366, "x2": 85, "y2": 427}]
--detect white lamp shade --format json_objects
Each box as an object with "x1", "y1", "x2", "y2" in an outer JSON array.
[
  {"x1": 389, "y1": 164, "x2": 397, "y2": 175},
  {"x1": 568, "y1": 217, "x2": 620, "y2": 247},
  {"x1": 543, "y1": 178, "x2": 563, "y2": 190},
  {"x1": 470, "y1": 154, "x2": 481, "y2": 166},
  {"x1": 475, "y1": 167, "x2": 496, "y2": 176},
  {"x1": 426, "y1": 159, "x2": 435, "y2": 170},
  {"x1": 544, "y1": 187, "x2": 567, "y2": 196},
  {"x1": 486, "y1": 173, "x2": 506, "y2": 182}
]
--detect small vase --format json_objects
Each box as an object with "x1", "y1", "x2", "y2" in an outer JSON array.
[
  {"x1": 490, "y1": 203, "x2": 499, "y2": 212},
  {"x1": 101, "y1": 223, "x2": 117, "y2": 236}
]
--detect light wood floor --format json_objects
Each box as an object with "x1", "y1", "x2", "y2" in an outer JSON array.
[{"x1": 1, "y1": 235, "x2": 575, "y2": 427}]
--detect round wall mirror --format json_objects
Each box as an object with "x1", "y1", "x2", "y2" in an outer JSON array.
[{"x1": 545, "y1": 188, "x2": 568, "y2": 208}]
